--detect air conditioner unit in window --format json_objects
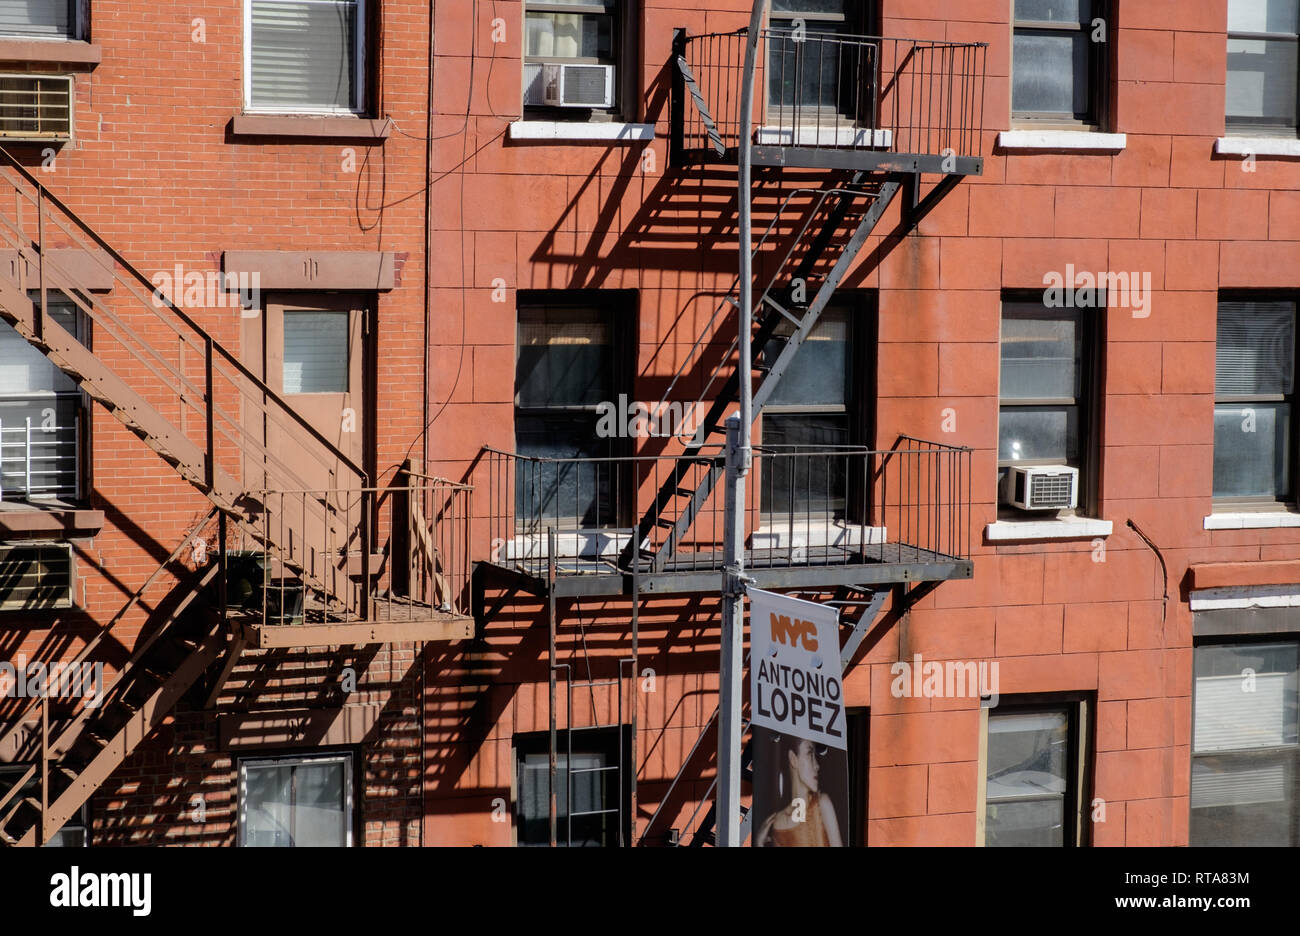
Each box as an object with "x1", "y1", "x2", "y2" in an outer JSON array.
[
  {"x1": 0, "y1": 75, "x2": 72, "y2": 140},
  {"x1": 0, "y1": 542, "x2": 74, "y2": 611},
  {"x1": 1002, "y1": 465, "x2": 1078, "y2": 512},
  {"x1": 523, "y1": 63, "x2": 615, "y2": 108}
]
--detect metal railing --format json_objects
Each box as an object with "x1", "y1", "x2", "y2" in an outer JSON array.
[
  {"x1": 232, "y1": 475, "x2": 473, "y2": 626},
  {"x1": 0, "y1": 412, "x2": 78, "y2": 500},
  {"x1": 479, "y1": 437, "x2": 970, "y2": 578},
  {"x1": 673, "y1": 27, "x2": 986, "y2": 163},
  {"x1": 0, "y1": 147, "x2": 370, "y2": 594}
]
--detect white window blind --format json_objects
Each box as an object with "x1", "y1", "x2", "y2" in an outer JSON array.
[
  {"x1": 0, "y1": 1, "x2": 74, "y2": 39},
  {"x1": 249, "y1": 0, "x2": 362, "y2": 112},
  {"x1": 1191, "y1": 760, "x2": 1287, "y2": 809},
  {"x1": 0, "y1": 302, "x2": 78, "y2": 395},
  {"x1": 283, "y1": 310, "x2": 348, "y2": 394},
  {"x1": 1195, "y1": 672, "x2": 1289, "y2": 751}
]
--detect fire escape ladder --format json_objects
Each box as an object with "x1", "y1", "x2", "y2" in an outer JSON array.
[
  {"x1": 620, "y1": 179, "x2": 902, "y2": 573},
  {"x1": 0, "y1": 512, "x2": 229, "y2": 846}
]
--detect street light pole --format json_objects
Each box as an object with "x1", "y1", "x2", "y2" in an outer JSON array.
[{"x1": 717, "y1": 0, "x2": 766, "y2": 849}]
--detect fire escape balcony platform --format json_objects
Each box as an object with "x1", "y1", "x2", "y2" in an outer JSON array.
[
  {"x1": 478, "y1": 544, "x2": 971, "y2": 599},
  {"x1": 231, "y1": 602, "x2": 473, "y2": 649}
]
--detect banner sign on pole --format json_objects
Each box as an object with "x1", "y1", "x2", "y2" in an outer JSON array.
[{"x1": 748, "y1": 589, "x2": 849, "y2": 847}]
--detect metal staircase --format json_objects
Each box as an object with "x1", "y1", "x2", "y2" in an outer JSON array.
[
  {"x1": 0, "y1": 149, "x2": 375, "y2": 845},
  {"x1": 0, "y1": 510, "x2": 228, "y2": 845}
]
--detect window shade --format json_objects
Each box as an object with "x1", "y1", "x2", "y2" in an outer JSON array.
[
  {"x1": 1195, "y1": 672, "x2": 1290, "y2": 751},
  {"x1": 283, "y1": 310, "x2": 348, "y2": 394},
  {"x1": 1216, "y1": 301, "x2": 1295, "y2": 395},
  {"x1": 0, "y1": 298, "x2": 80, "y2": 395},
  {"x1": 1191, "y1": 759, "x2": 1288, "y2": 808},
  {"x1": 250, "y1": 0, "x2": 360, "y2": 112},
  {"x1": 516, "y1": 308, "x2": 612, "y2": 408},
  {"x1": 0, "y1": 0, "x2": 74, "y2": 38},
  {"x1": 1228, "y1": 0, "x2": 1300, "y2": 34}
]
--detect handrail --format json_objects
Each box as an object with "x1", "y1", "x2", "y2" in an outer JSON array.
[{"x1": 0, "y1": 146, "x2": 367, "y2": 486}]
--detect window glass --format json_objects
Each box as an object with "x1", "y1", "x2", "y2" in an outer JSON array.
[
  {"x1": 1228, "y1": 0, "x2": 1300, "y2": 34},
  {"x1": 763, "y1": 310, "x2": 850, "y2": 408},
  {"x1": 0, "y1": 0, "x2": 74, "y2": 38},
  {"x1": 283, "y1": 309, "x2": 348, "y2": 394},
  {"x1": 1014, "y1": 0, "x2": 1091, "y2": 21},
  {"x1": 1217, "y1": 301, "x2": 1295, "y2": 396},
  {"x1": 1191, "y1": 641, "x2": 1300, "y2": 846},
  {"x1": 1000, "y1": 312, "x2": 1080, "y2": 401},
  {"x1": 985, "y1": 709, "x2": 1070, "y2": 847},
  {"x1": 240, "y1": 756, "x2": 350, "y2": 847},
  {"x1": 517, "y1": 307, "x2": 611, "y2": 408},
  {"x1": 1012, "y1": 32, "x2": 1090, "y2": 116},
  {"x1": 516, "y1": 731, "x2": 624, "y2": 847},
  {"x1": 250, "y1": 0, "x2": 360, "y2": 112},
  {"x1": 1213, "y1": 403, "x2": 1291, "y2": 498},
  {"x1": 525, "y1": 9, "x2": 614, "y2": 60},
  {"x1": 761, "y1": 413, "x2": 850, "y2": 517},
  {"x1": 1226, "y1": 39, "x2": 1299, "y2": 124}
]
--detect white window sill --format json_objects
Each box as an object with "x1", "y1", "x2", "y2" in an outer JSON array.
[
  {"x1": 755, "y1": 125, "x2": 891, "y2": 148},
  {"x1": 1204, "y1": 511, "x2": 1300, "y2": 530},
  {"x1": 985, "y1": 518, "x2": 1112, "y2": 542},
  {"x1": 997, "y1": 130, "x2": 1126, "y2": 152},
  {"x1": 502, "y1": 530, "x2": 634, "y2": 561},
  {"x1": 508, "y1": 121, "x2": 655, "y2": 142},
  {"x1": 1215, "y1": 136, "x2": 1300, "y2": 158},
  {"x1": 1190, "y1": 585, "x2": 1300, "y2": 611}
]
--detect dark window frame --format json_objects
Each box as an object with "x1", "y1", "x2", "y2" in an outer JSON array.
[
  {"x1": 513, "y1": 725, "x2": 632, "y2": 847},
  {"x1": 1225, "y1": 0, "x2": 1300, "y2": 135},
  {"x1": 514, "y1": 290, "x2": 637, "y2": 532},
  {"x1": 1010, "y1": 0, "x2": 1111, "y2": 128},
  {"x1": 757, "y1": 293, "x2": 876, "y2": 525},
  {"x1": 522, "y1": 0, "x2": 638, "y2": 122},
  {"x1": 982, "y1": 692, "x2": 1093, "y2": 848},
  {"x1": 765, "y1": 0, "x2": 879, "y2": 127},
  {"x1": 0, "y1": 763, "x2": 89, "y2": 845},
  {"x1": 997, "y1": 290, "x2": 1104, "y2": 518},
  {"x1": 1213, "y1": 291, "x2": 1300, "y2": 509},
  {"x1": 1190, "y1": 634, "x2": 1300, "y2": 846}
]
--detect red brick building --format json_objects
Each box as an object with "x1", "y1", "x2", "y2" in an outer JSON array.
[{"x1": 2, "y1": 0, "x2": 1299, "y2": 847}]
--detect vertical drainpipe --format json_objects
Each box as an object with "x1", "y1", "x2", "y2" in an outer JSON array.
[{"x1": 421, "y1": 0, "x2": 436, "y2": 849}]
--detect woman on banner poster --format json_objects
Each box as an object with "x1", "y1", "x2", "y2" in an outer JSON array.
[{"x1": 753, "y1": 729, "x2": 845, "y2": 847}]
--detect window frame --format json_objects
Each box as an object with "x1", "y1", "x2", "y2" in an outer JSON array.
[
  {"x1": 997, "y1": 291, "x2": 1103, "y2": 518},
  {"x1": 758, "y1": 296, "x2": 874, "y2": 525},
  {"x1": 236, "y1": 751, "x2": 355, "y2": 847},
  {"x1": 0, "y1": 290, "x2": 91, "y2": 504},
  {"x1": 242, "y1": 0, "x2": 369, "y2": 117},
  {"x1": 512, "y1": 725, "x2": 632, "y2": 847},
  {"x1": 1189, "y1": 634, "x2": 1300, "y2": 846},
  {"x1": 0, "y1": 0, "x2": 83, "y2": 41},
  {"x1": 1225, "y1": 0, "x2": 1300, "y2": 135},
  {"x1": 1010, "y1": 0, "x2": 1111, "y2": 128},
  {"x1": 521, "y1": 0, "x2": 638, "y2": 122},
  {"x1": 513, "y1": 290, "x2": 636, "y2": 532},
  {"x1": 1212, "y1": 291, "x2": 1300, "y2": 509},
  {"x1": 764, "y1": 1, "x2": 877, "y2": 127},
  {"x1": 978, "y1": 693, "x2": 1092, "y2": 847}
]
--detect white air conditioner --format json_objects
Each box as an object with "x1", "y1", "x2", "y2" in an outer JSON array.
[
  {"x1": 0, "y1": 75, "x2": 73, "y2": 140},
  {"x1": 1002, "y1": 465, "x2": 1078, "y2": 512},
  {"x1": 523, "y1": 63, "x2": 615, "y2": 108}
]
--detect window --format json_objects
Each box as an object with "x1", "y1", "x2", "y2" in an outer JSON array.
[
  {"x1": 245, "y1": 0, "x2": 367, "y2": 114},
  {"x1": 760, "y1": 305, "x2": 860, "y2": 520},
  {"x1": 1226, "y1": 0, "x2": 1299, "y2": 133},
  {"x1": 766, "y1": 1, "x2": 872, "y2": 124},
  {"x1": 983, "y1": 699, "x2": 1090, "y2": 846},
  {"x1": 1213, "y1": 297, "x2": 1297, "y2": 504},
  {"x1": 238, "y1": 753, "x2": 353, "y2": 847},
  {"x1": 523, "y1": 1, "x2": 633, "y2": 117},
  {"x1": 0, "y1": 1, "x2": 78, "y2": 39},
  {"x1": 1191, "y1": 640, "x2": 1300, "y2": 845},
  {"x1": 283, "y1": 309, "x2": 349, "y2": 394},
  {"x1": 1011, "y1": 0, "x2": 1107, "y2": 125},
  {"x1": 515, "y1": 298, "x2": 630, "y2": 531},
  {"x1": 997, "y1": 294, "x2": 1100, "y2": 514},
  {"x1": 514, "y1": 727, "x2": 630, "y2": 846},
  {"x1": 0, "y1": 292, "x2": 87, "y2": 502},
  {"x1": 0, "y1": 766, "x2": 87, "y2": 845},
  {"x1": 846, "y1": 708, "x2": 868, "y2": 846}
]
